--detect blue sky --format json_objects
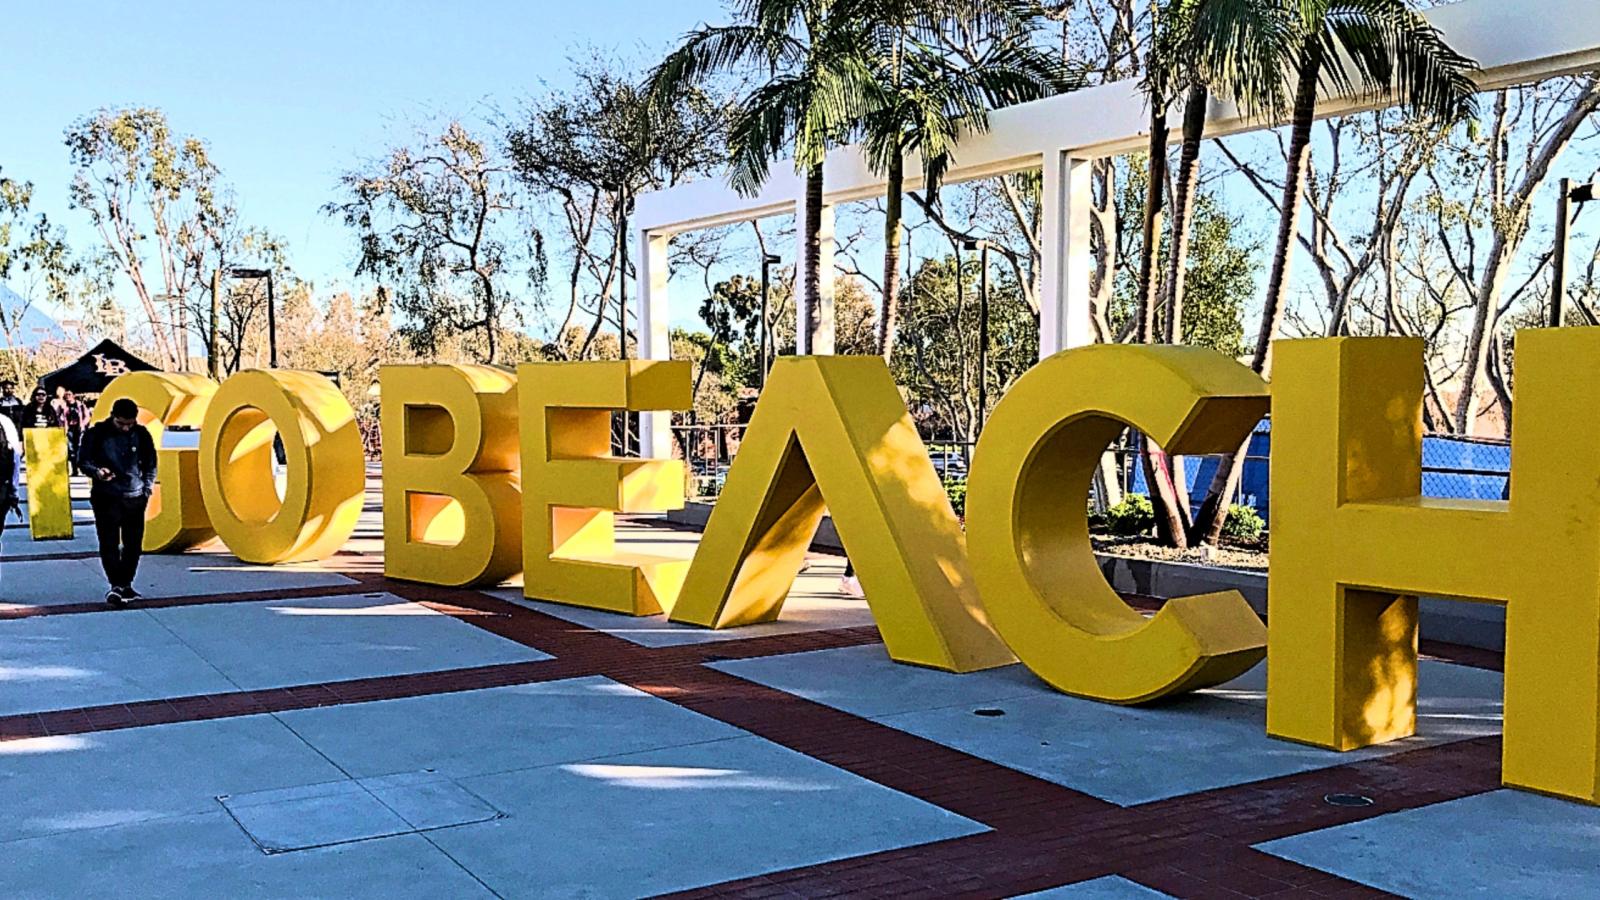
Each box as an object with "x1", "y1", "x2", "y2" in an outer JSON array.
[{"x1": 3, "y1": 0, "x2": 725, "y2": 303}]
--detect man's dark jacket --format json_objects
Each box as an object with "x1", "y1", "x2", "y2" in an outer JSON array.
[{"x1": 80, "y1": 420, "x2": 157, "y2": 498}]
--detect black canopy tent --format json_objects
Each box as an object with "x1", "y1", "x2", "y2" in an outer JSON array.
[{"x1": 38, "y1": 340, "x2": 160, "y2": 395}]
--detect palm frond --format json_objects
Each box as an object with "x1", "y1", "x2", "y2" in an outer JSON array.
[{"x1": 1321, "y1": 0, "x2": 1478, "y2": 121}]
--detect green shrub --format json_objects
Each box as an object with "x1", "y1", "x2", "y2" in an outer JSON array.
[
  {"x1": 1104, "y1": 494, "x2": 1155, "y2": 537},
  {"x1": 1221, "y1": 504, "x2": 1265, "y2": 541},
  {"x1": 943, "y1": 477, "x2": 967, "y2": 517}
]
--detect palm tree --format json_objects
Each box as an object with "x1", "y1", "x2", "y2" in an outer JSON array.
[
  {"x1": 858, "y1": 1, "x2": 1074, "y2": 362},
  {"x1": 1191, "y1": 0, "x2": 1478, "y2": 546},
  {"x1": 1148, "y1": 0, "x2": 1293, "y2": 346},
  {"x1": 1137, "y1": 0, "x2": 1294, "y2": 547},
  {"x1": 648, "y1": 0, "x2": 882, "y2": 354}
]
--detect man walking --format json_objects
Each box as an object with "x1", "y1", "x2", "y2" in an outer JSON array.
[{"x1": 80, "y1": 399, "x2": 156, "y2": 606}]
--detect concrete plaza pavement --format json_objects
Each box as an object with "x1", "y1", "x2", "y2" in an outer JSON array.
[{"x1": 0, "y1": 475, "x2": 1594, "y2": 897}]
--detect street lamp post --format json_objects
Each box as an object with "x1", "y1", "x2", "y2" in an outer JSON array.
[
  {"x1": 1553, "y1": 179, "x2": 1598, "y2": 327},
  {"x1": 964, "y1": 239, "x2": 991, "y2": 430},
  {"x1": 759, "y1": 253, "x2": 780, "y2": 385},
  {"x1": 229, "y1": 267, "x2": 277, "y2": 368}
]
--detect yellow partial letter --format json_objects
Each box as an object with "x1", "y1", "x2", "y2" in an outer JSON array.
[
  {"x1": 24, "y1": 428, "x2": 73, "y2": 540},
  {"x1": 669, "y1": 356, "x2": 1013, "y2": 673},
  {"x1": 520, "y1": 360, "x2": 691, "y2": 614},
  {"x1": 199, "y1": 370, "x2": 364, "y2": 564},
  {"x1": 381, "y1": 365, "x2": 521, "y2": 586},
  {"x1": 1269, "y1": 332, "x2": 1600, "y2": 804},
  {"x1": 966, "y1": 345, "x2": 1269, "y2": 702},
  {"x1": 94, "y1": 372, "x2": 218, "y2": 552}
]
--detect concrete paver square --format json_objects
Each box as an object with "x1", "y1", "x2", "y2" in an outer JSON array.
[
  {"x1": 0, "y1": 553, "x2": 355, "y2": 608},
  {"x1": 0, "y1": 523, "x2": 100, "y2": 558},
  {"x1": 0, "y1": 716, "x2": 345, "y2": 844},
  {"x1": 0, "y1": 811, "x2": 494, "y2": 899},
  {"x1": 713, "y1": 646, "x2": 1504, "y2": 804},
  {"x1": 1257, "y1": 789, "x2": 1600, "y2": 897},
  {"x1": 432, "y1": 733, "x2": 985, "y2": 898},
  {"x1": 1017, "y1": 876, "x2": 1175, "y2": 898},
  {"x1": 146, "y1": 592, "x2": 551, "y2": 690},
  {"x1": 277, "y1": 676, "x2": 748, "y2": 780},
  {"x1": 0, "y1": 593, "x2": 549, "y2": 716}
]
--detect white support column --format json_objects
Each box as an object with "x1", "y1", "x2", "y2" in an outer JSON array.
[
  {"x1": 637, "y1": 228, "x2": 673, "y2": 458},
  {"x1": 794, "y1": 200, "x2": 836, "y2": 355},
  {"x1": 1038, "y1": 152, "x2": 1094, "y2": 358}
]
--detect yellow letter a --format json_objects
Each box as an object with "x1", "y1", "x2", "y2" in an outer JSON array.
[{"x1": 668, "y1": 356, "x2": 1013, "y2": 673}]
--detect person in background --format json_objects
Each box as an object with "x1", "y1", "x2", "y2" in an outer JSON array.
[
  {"x1": 58, "y1": 391, "x2": 91, "y2": 475},
  {"x1": 20, "y1": 387, "x2": 60, "y2": 430},
  {"x1": 80, "y1": 398, "x2": 156, "y2": 606},
  {"x1": 0, "y1": 380, "x2": 22, "y2": 427},
  {"x1": 0, "y1": 410, "x2": 20, "y2": 592}
]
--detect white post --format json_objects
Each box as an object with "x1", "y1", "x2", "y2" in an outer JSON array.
[
  {"x1": 794, "y1": 200, "x2": 836, "y2": 355},
  {"x1": 1038, "y1": 152, "x2": 1093, "y2": 358},
  {"x1": 637, "y1": 228, "x2": 673, "y2": 458}
]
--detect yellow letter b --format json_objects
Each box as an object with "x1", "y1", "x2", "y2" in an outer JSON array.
[
  {"x1": 1269, "y1": 332, "x2": 1600, "y2": 803},
  {"x1": 381, "y1": 365, "x2": 521, "y2": 587}
]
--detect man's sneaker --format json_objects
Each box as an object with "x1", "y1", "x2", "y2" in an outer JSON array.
[
  {"x1": 105, "y1": 588, "x2": 126, "y2": 608},
  {"x1": 120, "y1": 586, "x2": 143, "y2": 600}
]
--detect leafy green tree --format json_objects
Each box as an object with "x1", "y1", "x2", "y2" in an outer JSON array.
[
  {"x1": 892, "y1": 254, "x2": 1036, "y2": 443},
  {"x1": 649, "y1": 0, "x2": 879, "y2": 352},
  {"x1": 508, "y1": 53, "x2": 731, "y2": 359},
  {"x1": 0, "y1": 168, "x2": 76, "y2": 382},
  {"x1": 326, "y1": 122, "x2": 544, "y2": 364},
  {"x1": 65, "y1": 107, "x2": 230, "y2": 370}
]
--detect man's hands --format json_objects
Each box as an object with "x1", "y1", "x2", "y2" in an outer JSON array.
[{"x1": 94, "y1": 467, "x2": 115, "y2": 482}]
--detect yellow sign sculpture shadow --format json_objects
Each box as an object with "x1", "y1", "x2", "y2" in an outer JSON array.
[
  {"x1": 669, "y1": 356, "x2": 1014, "y2": 673},
  {"x1": 966, "y1": 344, "x2": 1270, "y2": 703}
]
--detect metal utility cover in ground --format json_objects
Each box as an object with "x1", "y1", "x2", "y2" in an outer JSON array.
[{"x1": 219, "y1": 771, "x2": 501, "y2": 854}]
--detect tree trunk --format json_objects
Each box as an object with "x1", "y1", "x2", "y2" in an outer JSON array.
[
  {"x1": 803, "y1": 163, "x2": 825, "y2": 351},
  {"x1": 1133, "y1": 100, "x2": 1188, "y2": 547},
  {"x1": 1194, "y1": 45, "x2": 1321, "y2": 547},
  {"x1": 880, "y1": 151, "x2": 904, "y2": 362},
  {"x1": 1135, "y1": 108, "x2": 1168, "y2": 343},
  {"x1": 1163, "y1": 84, "x2": 1207, "y2": 345}
]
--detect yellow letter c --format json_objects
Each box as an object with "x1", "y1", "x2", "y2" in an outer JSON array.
[{"x1": 966, "y1": 344, "x2": 1269, "y2": 703}]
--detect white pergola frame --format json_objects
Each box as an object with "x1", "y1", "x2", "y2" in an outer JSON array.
[{"x1": 633, "y1": 0, "x2": 1600, "y2": 453}]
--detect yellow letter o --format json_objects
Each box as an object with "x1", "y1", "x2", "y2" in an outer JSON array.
[{"x1": 199, "y1": 370, "x2": 364, "y2": 564}]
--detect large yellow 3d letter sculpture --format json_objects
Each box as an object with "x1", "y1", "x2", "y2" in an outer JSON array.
[
  {"x1": 520, "y1": 361, "x2": 691, "y2": 614},
  {"x1": 23, "y1": 429, "x2": 72, "y2": 540},
  {"x1": 1269, "y1": 332, "x2": 1600, "y2": 803},
  {"x1": 94, "y1": 372, "x2": 218, "y2": 552},
  {"x1": 669, "y1": 356, "x2": 1014, "y2": 673},
  {"x1": 966, "y1": 345, "x2": 1268, "y2": 702},
  {"x1": 199, "y1": 370, "x2": 364, "y2": 564},
  {"x1": 381, "y1": 365, "x2": 521, "y2": 586}
]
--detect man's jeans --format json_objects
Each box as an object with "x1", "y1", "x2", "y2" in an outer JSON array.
[{"x1": 91, "y1": 492, "x2": 148, "y2": 589}]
